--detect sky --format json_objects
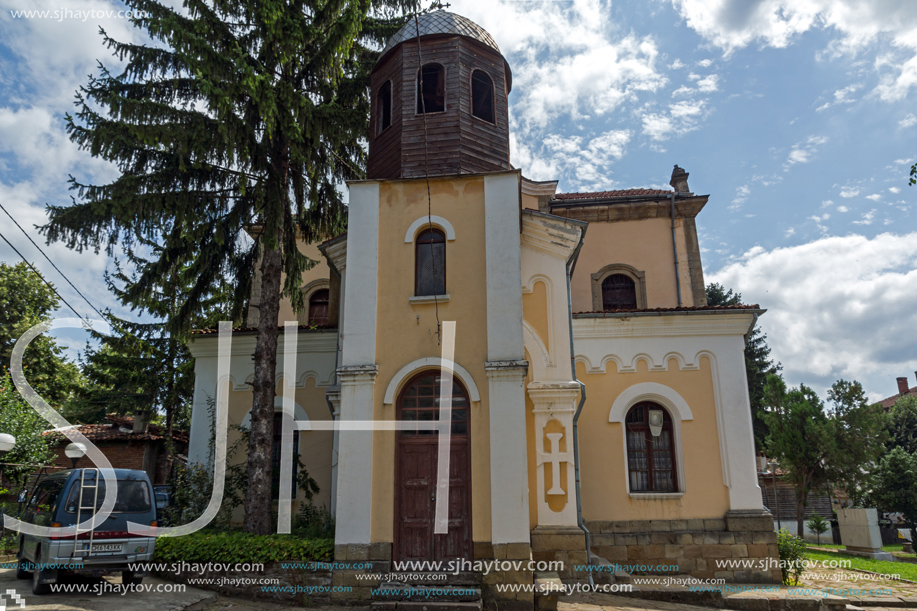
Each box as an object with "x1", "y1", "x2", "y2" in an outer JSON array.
[{"x1": 0, "y1": 0, "x2": 915, "y2": 402}]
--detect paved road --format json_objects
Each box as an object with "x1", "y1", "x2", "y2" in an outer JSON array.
[{"x1": 0, "y1": 566, "x2": 215, "y2": 610}]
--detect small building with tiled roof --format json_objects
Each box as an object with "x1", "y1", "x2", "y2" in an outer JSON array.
[
  {"x1": 45, "y1": 414, "x2": 188, "y2": 484},
  {"x1": 876, "y1": 373, "x2": 917, "y2": 409}
]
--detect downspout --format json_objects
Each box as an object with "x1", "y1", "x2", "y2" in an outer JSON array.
[
  {"x1": 670, "y1": 192, "x2": 683, "y2": 307},
  {"x1": 566, "y1": 222, "x2": 594, "y2": 587}
]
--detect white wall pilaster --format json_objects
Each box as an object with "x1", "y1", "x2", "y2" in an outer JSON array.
[{"x1": 528, "y1": 382, "x2": 581, "y2": 528}]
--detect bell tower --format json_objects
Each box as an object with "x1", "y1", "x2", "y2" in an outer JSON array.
[{"x1": 366, "y1": 11, "x2": 513, "y2": 179}]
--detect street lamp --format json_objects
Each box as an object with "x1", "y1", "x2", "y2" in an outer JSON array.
[
  {"x1": 768, "y1": 460, "x2": 781, "y2": 530},
  {"x1": 0, "y1": 433, "x2": 16, "y2": 486},
  {"x1": 65, "y1": 442, "x2": 86, "y2": 470}
]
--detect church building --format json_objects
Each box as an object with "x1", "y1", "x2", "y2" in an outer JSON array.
[{"x1": 187, "y1": 11, "x2": 780, "y2": 604}]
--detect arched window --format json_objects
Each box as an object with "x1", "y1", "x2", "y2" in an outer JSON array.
[
  {"x1": 470, "y1": 70, "x2": 494, "y2": 123},
  {"x1": 415, "y1": 228, "x2": 446, "y2": 296},
  {"x1": 378, "y1": 80, "x2": 392, "y2": 133},
  {"x1": 308, "y1": 289, "x2": 330, "y2": 326},
  {"x1": 602, "y1": 274, "x2": 637, "y2": 310},
  {"x1": 398, "y1": 371, "x2": 469, "y2": 436},
  {"x1": 271, "y1": 412, "x2": 300, "y2": 499},
  {"x1": 625, "y1": 402, "x2": 677, "y2": 493},
  {"x1": 416, "y1": 63, "x2": 445, "y2": 114}
]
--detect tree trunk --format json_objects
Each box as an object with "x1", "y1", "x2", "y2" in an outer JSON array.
[
  {"x1": 244, "y1": 233, "x2": 283, "y2": 535},
  {"x1": 796, "y1": 491, "x2": 805, "y2": 538}
]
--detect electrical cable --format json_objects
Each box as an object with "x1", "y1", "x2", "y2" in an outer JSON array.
[
  {"x1": 412, "y1": 4, "x2": 442, "y2": 344},
  {"x1": 0, "y1": 228, "x2": 93, "y2": 327},
  {"x1": 0, "y1": 201, "x2": 106, "y2": 320}
]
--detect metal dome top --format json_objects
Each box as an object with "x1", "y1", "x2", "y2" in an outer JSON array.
[{"x1": 379, "y1": 11, "x2": 501, "y2": 58}]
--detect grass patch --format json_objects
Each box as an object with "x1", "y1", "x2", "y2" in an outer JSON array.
[{"x1": 806, "y1": 550, "x2": 917, "y2": 581}]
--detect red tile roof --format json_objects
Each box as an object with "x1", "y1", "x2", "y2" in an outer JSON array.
[
  {"x1": 573, "y1": 305, "x2": 761, "y2": 316},
  {"x1": 191, "y1": 324, "x2": 337, "y2": 335},
  {"x1": 877, "y1": 386, "x2": 917, "y2": 409},
  {"x1": 553, "y1": 189, "x2": 674, "y2": 201},
  {"x1": 45, "y1": 414, "x2": 188, "y2": 444}
]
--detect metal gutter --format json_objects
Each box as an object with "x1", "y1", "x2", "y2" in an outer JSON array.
[{"x1": 565, "y1": 220, "x2": 594, "y2": 587}]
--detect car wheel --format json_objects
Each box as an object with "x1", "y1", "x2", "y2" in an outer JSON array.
[
  {"x1": 15, "y1": 544, "x2": 30, "y2": 580},
  {"x1": 32, "y1": 565, "x2": 52, "y2": 595},
  {"x1": 122, "y1": 570, "x2": 143, "y2": 586}
]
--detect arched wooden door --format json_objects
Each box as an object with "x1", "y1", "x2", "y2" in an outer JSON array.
[{"x1": 394, "y1": 371, "x2": 473, "y2": 561}]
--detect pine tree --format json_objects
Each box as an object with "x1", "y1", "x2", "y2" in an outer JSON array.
[
  {"x1": 706, "y1": 283, "x2": 781, "y2": 449},
  {"x1": 41, "y1": 0, "x2": 410, "y2": 534}
]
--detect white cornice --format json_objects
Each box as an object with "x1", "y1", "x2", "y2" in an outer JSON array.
[
  {"x1": 572, "y1": 312, "x2": 755, "y2": 338},
  {"x1": 521, "y1": 177, "x2": 558, "y2": 197},
  {"x1": 521, "y1": 210, "x2": 584, "y2": 259},
  {"x1": 321, "y1": 238, "x2": 348, "y2": 274}
]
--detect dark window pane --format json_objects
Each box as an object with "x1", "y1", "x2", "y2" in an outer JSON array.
[
  {"x1": 378, "y1": 81, "x2": 392, "y2": 132},
  {"x1": 625, "y1": 402, "x2": 677, "y2": 493},
  {"x1": 271, "y1": 412, "x2": 299, "y2": 500},
  {"x1": 415, "y1": 229, "x2": 446, "y2": 296},
  {"x1": 471, "y1": 70, "x2": 494, "y2": 122},
  {"x1": 308, "y1": 289, "x2": 330, "y2": 326},
  {"x1": 417, "y1": 64, "x2": 445, "y2": 113},
  {"x1": 602, "y1": 274, "x2": 637, "y2": 310}
]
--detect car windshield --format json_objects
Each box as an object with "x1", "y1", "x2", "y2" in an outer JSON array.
[{"x1": 65, "y1": 479, "x2": 152, "y2": 513}]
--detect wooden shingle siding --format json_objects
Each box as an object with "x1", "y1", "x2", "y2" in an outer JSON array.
[{"x1": 367, "y1": 35, "x2": 511, "y2": 179}]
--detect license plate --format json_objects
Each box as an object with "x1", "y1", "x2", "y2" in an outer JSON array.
[{"x1": 92, "y1": 544, "x2": 123, "y2": 552}]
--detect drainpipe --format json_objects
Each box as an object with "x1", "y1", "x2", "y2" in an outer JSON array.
[
  {"x1": 566, "y1": 222, "x2": 594, "y2": 587},
  {"x1": 670, "y1": 192, "x2": 683, "y2": 307}
]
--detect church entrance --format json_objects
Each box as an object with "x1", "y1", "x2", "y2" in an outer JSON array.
[{"x1": 394, "y1": 371, "x2": 473, "y2": 562}]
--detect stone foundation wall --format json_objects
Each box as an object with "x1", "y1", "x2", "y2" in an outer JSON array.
[
  {"x1": 482, "y1": 542, "x2": 535, "y2": 611},
  {"x1": 585, "y1": 511, "x2": 781, "y2": 583},
  {"x1": 331, "y1": 543, "x2": 392, "y2": 604},
  {"x1": 531, "y1": 527, "x2": 588, "y2": 580}
]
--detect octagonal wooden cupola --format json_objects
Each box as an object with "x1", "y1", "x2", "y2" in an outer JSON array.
[{"x1": 366, "y1": 11, "x2": 513, "y2": 179}]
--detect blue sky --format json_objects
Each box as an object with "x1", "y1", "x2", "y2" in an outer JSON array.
[{"x1": 1, "y1": 0, "x2": 915, "y2": 401}]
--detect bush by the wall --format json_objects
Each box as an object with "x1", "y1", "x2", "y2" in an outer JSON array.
[
  {"x1": 154, "y1": 530, "x2": 333, "y2": 565},
  {"x1": 777, "y1": 529, "x2": 807, "y2": 585}
]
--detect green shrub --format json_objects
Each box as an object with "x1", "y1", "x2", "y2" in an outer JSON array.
[
  {"x1": 293, "y1": 503, "x2": 335, "y2": 540},
  {"x1": 777, "y1": 529, "x2": 807, "y2": 585},
  {"x1": 154, "y1": 530, "x2": 333, "y2": 565}
]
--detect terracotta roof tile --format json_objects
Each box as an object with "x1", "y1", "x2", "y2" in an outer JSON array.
[
  {"x1": 876, "y1": 386, "x2": 917, "y2": 409},
  {"x1": 191, "y1": 324, "x2": 337, "y2": 335},
  {"x1": 44, "y1": 414, "x2": 188, "y2": 444},
  {"x1": 553, "y1": 189, "x2": 674, "y2": 201}
]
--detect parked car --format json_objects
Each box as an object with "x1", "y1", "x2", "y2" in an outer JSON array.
[{"x1": 15, "y1": 468, "x2": 157, "y2": 594}]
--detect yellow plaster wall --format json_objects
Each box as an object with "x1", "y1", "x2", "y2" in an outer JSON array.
[
  {"x1": 571, "y1": 218, "x2": 696, "y2": 312},
  {"x1": 521, "y1": 192, "x2": 539, "y2": 211},
  {"x1": 370, "y1": 176, "x2": 493, "y2": 544},
  {"x1": 522, "y1": 280, "x2": 551, "y2": 355},
  {"x1": 224, "y1": 380, "x2": 334, "y2": 525},
  {"x1": 576, "y1": 356, "x2": 730, "y2": 521}
]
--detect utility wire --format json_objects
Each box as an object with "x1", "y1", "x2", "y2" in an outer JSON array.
[
  {"x1": 413, "y1": 5, "x2": 442, "y2": 344},
  {"x1": 0, "y1": 228, "x2": 93, "y2": 327},
  {"x1": 0, "y1": 201, "x2": 106, "y2": 320}
]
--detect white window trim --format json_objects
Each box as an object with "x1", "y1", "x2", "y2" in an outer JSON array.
[
  {"x1": 609, "y1": 382, "x2": 692, "y2": 496},
  {"x1": 382, "y1": 357, "x2": 481, "y2": 405},
  {"x1": 404, "y1": 215, "x2": 456, "y2": 243}
]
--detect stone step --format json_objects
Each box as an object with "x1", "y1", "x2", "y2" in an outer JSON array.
[
  {"x1": 387, "y1": 571, "x2": 483, "y2": 586},
  {"x1": 376, "y1": 583, "x2": 482, "y2": 602},
  {"x1": 371, "y1": 601, "x2": 483, "y2": 611}
]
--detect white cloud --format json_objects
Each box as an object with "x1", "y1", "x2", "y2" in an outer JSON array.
[
  {"x1": 786, "y1": 135, "x2": 828, "y2": 166},
  {"x1": 900, "y1": 114, "x2": 917, "y2": 128},
  {"x1": 641, "y1": 99, "x2": 708, "y2": 141},
  {"x1": 671, "y1": 0, "x2": 917, "y2": 101},
  {"x1": 853, "y1": 209, "x2": 877, "y2": 225},
  {"x1": 816, "y1": 83, "x2": 861, "y2": 112},
  {"x1": 836, "y1": 205, "x2": 849, "y2": 213},
  {"x1": 697, "y1": 58, "x2": 714, "y2": 67},
  {"x1": 708, "y1": 232, "x2": 917, "y2": 397},
  {"x1": 866, "y1": 194, "x2": 882, "y2": 201},
  {"x1": 784, "y1": 227, "x2": 796, "y2": 237},
  {"x1": 516, "y1": 129, "x2": 632, "y2": 190},
  {"x1": 840, "y1": 187, "x2": 860, "y2": 198},
  {"x1": 730, "y1": 184, "x2": 751, "y2": 209},
  {"x1": 889, "y1": 186, "x2": 902, "y2": 193}
]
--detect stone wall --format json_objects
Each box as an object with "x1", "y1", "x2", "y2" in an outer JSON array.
[{"x1": 585, "y1": 511, "x2": 781, "y2": 583}]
